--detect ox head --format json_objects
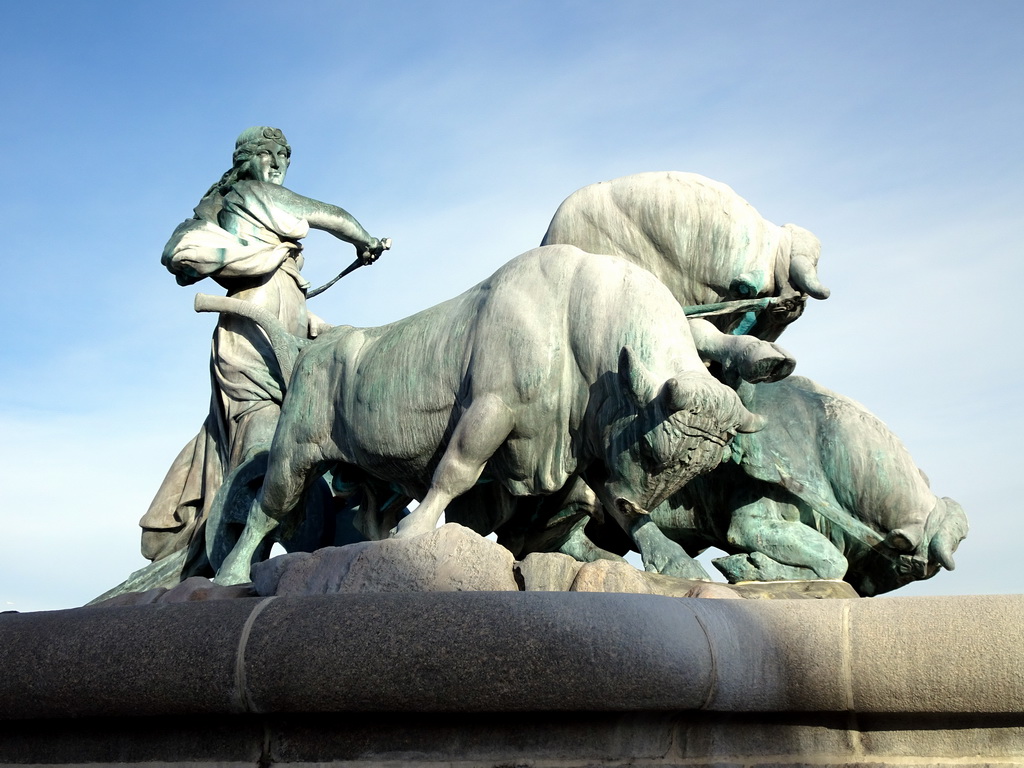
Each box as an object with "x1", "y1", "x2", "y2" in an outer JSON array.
[
  {"x1": 734, "y1": 224, "x2": 830, "y2": 342},
  {"x1": 540, "y1": 173, "x2": 830, "y2": 343},
  {"x1": 848, "y1": 496, "x2": 969, "y2": 596},
  {"x1": 586, "y1": 346, "x2": 764, "y2": 518}
]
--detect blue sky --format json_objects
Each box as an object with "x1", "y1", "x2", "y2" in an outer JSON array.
[{"x1": 1, "y1": 1, "x2": 1021, "y2": 611}]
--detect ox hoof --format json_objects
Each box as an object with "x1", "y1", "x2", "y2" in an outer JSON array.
[
  {"x1": 713, "y1": 552, "x2": 819, "y2": 583},
  {"x1": 655, "y1": 557, "x2": 712, "y2": 581},
  {"x1": 212, "y1": 568, "x2": 253, "y2": 587},
  {"x1": 212, "y1": 547, "x2": 256, "y2": 586},
  {"x1": 641, "y1": 546, "x2": 711, "y2": 580},
  {"x1": 633, "y1": 519, "x2": 711, "y2": 580},
  {"x1": 726, "y1": 342, "x2": 796, "y2": 384},
  {"x1": 390, "y1": 516, "x2": 437, "y2": 540},
  {"x1": 559, "y1": 530, "x2": 626, "y2": 564},
  {"x1": 739, "y1": 349, "x2": 795, "y2": 384}
]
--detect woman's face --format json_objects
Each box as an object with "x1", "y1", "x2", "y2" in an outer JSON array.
[{"x1": 242, "y1": 141, "x2": 290, "y2": 184}]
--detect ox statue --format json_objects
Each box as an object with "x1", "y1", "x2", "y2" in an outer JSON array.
[
  {"x1": 597, "y1": 376, "x2": 967, "y2": 596},
  {"x1": 541, "y1": 171, "x2": 830, "y2": 384},
  {"x1": 534, "y1": 172, "x2": 966, "y2": 594},
  {"x1": 209, "y1": 246, "x2": 765, "y2": 585}
]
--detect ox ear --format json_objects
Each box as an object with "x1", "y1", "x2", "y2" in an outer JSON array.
[
  {"x1": 884, "y1": 528, "x2": 918, "y2": 552},
  {"x1": 619, "y1": 346, "x2": 660, "y2": 407}
]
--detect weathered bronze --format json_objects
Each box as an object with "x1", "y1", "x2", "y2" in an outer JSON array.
[
  {"x1": 208, "y1": 246, "x2": 763, "y2": 585},
  {"x1": 139, "y1": 127, "x2": 387, "y2": 573},
  {"x1": 118, "y1": 152, "x2": 965, "y2": 597}
]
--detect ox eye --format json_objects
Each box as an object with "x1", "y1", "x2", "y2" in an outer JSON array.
[{"x1": 730, "y1": 278, "x2": 757, "y2": 298}]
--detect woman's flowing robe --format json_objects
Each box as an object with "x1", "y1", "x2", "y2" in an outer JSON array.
[{"x1": 139, "y1": 181, "x2": 313, "y2": 562}]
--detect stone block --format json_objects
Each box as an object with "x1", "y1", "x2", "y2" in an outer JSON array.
[
  {"x1": 0, "y1": 598, "x2": 265, "y2": 719},
  {"x1": 565, "y1": 561, "x2": 852, "y2": 600},
  {"x1": 266, "y1": 711, "x2": 677, "y2": 764},
  {"x1": 674, "y1": 712, "x2": 860, "y2": 760},
  {"x1": 0, "y1": 714, "x2": 263, "y2": 765},
  {"x1": 241, "y1": 592, "x2": 714, "y2": 713},
  {"x1": 571, "y1": 559, "x2": 658, "y2": 593},
  {"x1": 689, "y1": 599, "x2": 853, "y2": 712},
  {"x1": 847, "y1": 595, "x2": 1024, "y2": 713},
  {"x1": 855, "y1": 713, "x2": 1024, "y2": 758},
  {"x1": 1, "y1": 589, "x2": 1022, "y2": 745},
  {"x1": 566, "y1": 560, "x2": 735, "y2": 597},
  {"x1": 92, "y1": 576, "x2": 255, "y2": 607},
  {"x1": 730, "y1": 579, "x2": 860, "y2": 600},
  {"x1": 682, "y1": 581, "x2": 746, "y2": 599},
  {"x1": 516, "y1": 551, "x2": 584, "y2": 591},
  {"x1": 252, "y1": 523, "x2": 519, "y2": 596}
]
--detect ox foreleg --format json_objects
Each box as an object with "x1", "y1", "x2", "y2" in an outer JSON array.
[
  {"x1": 688, "y1": 318, "x2": 795, "y2": 385},
  {"x1": 213, "y1": 501, "x2": 279, "y2": 586},
  {"x1": 615, "y1": 499, "x2": 711, "y2": 580},
  {"x1": 715, "y1": 497, "x2": 848, "y2": 582},
  {"x1": 213, "y1": 441, "x2": 324, "y2": 585},
  {"x1": 393, "y1": 394, "x2": 515, "y2": 539},
  {"x1": 558, "y1": 517, "x2": 626, "y2": 564}
]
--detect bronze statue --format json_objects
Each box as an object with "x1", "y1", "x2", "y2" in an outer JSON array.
[
  {"x1": 203, "y1": 246, "x2": 764, "y2": 585},
  {"x1": 112, "y1": 154, "x2": 965, "y2": 598},
  {"x1": 139, "y1": 127, "x2": 386, "y2": 569}
]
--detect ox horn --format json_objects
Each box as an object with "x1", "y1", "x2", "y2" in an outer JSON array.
[
  {"x1": 789, "y1": 253, "x2": 830, "y2": 300},
  {"x1": 662, "y1": 377, "x2": 765, "y2": 433},
  {"x1": 927, "y1": 497, "x2": 968, "y2": 571},
  {"x1": 619, "y1": 346, "x2": 660, "y2": 407},
  {"x1": 930, "y1": 533, "x2": 958, "y2": 571},
  {"x1": 784, "y1": 224, "x2": 830, "y2": 300},
  {"x1": 735, "y1": 405, "x2": 766, "y2": 434},
  {"x1": 195, "y1": 293, "x2": 306, "y2": 383}
]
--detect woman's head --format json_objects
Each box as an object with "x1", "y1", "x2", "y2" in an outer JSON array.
[
  {"x1": 233, "y1": 126, "x2": 291, "y2": 184},
  {"x1": 204, "y1": 126, "x2": 292, "y2": 198}
]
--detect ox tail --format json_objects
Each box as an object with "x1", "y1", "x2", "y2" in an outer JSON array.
[{"x1": 194, "y1": 294, "x2": 307, "y2": 385}]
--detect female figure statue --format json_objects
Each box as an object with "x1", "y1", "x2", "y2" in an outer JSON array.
[{"x1": 139, "y1": 126, "x2": 386, "y2": 567}]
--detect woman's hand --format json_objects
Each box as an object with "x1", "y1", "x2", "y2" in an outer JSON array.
[
  {"x1": 358, "y1": 236, "x2": 391, "y2": 265},
  {"x1": 307, "y1": 312, "x2": 333, "y2": 339}
]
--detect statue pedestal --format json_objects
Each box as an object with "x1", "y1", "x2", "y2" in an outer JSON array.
[{"x1": 1, "y1": 592, "x2": 1022, "y2": 766}]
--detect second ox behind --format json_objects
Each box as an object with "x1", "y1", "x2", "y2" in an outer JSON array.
[{"x1": 541, "y1": 171, "x2": 831, "y2": 386}]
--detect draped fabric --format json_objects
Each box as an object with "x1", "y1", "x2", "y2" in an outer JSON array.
[{"x1": 140, "y1": 182, "x2": 311, "y2": 562}]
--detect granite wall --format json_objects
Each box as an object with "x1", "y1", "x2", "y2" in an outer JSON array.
[{"x1": 1, "y1": 592, "x2": 1021, "y2": 766}]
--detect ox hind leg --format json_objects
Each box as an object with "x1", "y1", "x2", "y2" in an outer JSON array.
[
  {"x1": 393, "y1": 394, "x2": 514, "y2": 539},
  {"x1": 713, "y1": 497, "x2": 848, "y2": 583},
  {"x1": 613, "y1": 499, "x2": 711, "y2": 580},
  {"x1": 506, "y1": 480, "x2": 626, "y2": 563},
  {"x1": 214, "y1": 441, "x2": 325, "y2": 586}
]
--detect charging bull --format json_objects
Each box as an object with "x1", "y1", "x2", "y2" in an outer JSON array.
[
  {"x1": 541, "y1": 171, "x2": 831, "y2": 384},
  {"x1": 209, "y1": 246, "x2": 765, "y2": 585},
  {"x1": 643, "y1": 377, "x2": 968, "y2": 596}
]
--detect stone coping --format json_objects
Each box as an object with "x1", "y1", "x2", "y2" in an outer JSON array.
[{"x1": 0, "y1": 592, "x2": 1021, "y2": 720}]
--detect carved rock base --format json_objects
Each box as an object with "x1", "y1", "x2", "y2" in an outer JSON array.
[{"x1": 94, "y1": 524, "x2": 858, "y2": 606}]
